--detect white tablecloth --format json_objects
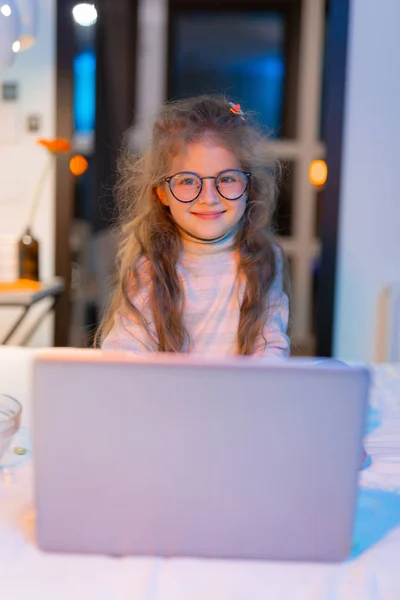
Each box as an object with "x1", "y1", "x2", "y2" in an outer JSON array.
[{"x1": 1, "y1": 347, "x2": 400, "y2": 600}]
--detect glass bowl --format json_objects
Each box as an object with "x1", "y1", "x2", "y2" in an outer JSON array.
[{"x1": 0, "y1": 394, "x2": 22, "y2": 462}]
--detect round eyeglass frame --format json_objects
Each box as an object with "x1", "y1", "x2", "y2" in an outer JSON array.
[{"x1": 164, "y1": 169, "x2": 251, "y2": 203}]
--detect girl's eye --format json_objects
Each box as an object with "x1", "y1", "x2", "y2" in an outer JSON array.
[
  {"x1": 176, "y1": 176, "x2": 199, "y2": 186},
  {"x1": 219, "y1": 175, "x2": 236, "y2": 184}
]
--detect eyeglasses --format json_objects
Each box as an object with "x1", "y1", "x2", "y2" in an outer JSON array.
[{"x1": 164, "y1": 169, "x2": 251, "y2": 203}]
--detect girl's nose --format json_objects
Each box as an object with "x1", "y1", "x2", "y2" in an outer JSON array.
[{"x1": 197, "y1": 178, "x2": 220, "y2": 205}]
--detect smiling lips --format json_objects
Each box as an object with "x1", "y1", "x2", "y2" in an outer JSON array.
[{"x1": 191, "y1": 211, "x2": 226, "y2": 220}]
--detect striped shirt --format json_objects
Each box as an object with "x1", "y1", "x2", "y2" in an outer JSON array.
[{"x1": 103, "y1": 231, "x2": 290, "y2": 357}]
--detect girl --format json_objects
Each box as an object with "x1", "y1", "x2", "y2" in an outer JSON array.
[{"x1": 96, "y1": 95, "x2": 290, "y2": 357}]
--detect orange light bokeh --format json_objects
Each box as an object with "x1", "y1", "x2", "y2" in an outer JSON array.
[
  {"x1": 309, "y1": 160, "x2": 328, "y2": 187},
  {"x1": 69, "y1": 155, "x2": 89, "y2": 177}
]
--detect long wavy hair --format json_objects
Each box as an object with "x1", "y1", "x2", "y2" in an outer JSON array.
[{"x1": 95, "y1": 95, "x2": 290, "y2": 354}]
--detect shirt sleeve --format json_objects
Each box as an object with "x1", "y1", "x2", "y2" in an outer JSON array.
[
  {"x1": 102, "y1": 260, "x2": 157, "y2": 353},
  {"x1": 254, "y1": 246, "x2": 290, "y2": 358}
]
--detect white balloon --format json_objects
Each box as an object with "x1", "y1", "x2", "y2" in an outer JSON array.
[
  {"x1": 14, "y1": 0, "x2": 37, "y2": 50},
  {"x1": 0, "y1": 1, "x2": 20, "y2": 68}
]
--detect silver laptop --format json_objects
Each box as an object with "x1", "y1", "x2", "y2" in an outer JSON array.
[{"x1": 32, "y1": 350, "x2": 369, "y2": 562}]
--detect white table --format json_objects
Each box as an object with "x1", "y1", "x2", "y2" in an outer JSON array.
[{"x1": 1, "y1": 347, "x2": 400, "y2": 600}]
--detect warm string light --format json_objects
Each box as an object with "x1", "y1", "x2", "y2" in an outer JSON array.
[
  {"x1": 309, "y1": 160, "x2": 328, "y2": 187},
  {"x1": 69, "y1": 155, "x2": 89, "y2": 176}
]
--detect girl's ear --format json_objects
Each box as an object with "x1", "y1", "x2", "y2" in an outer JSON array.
[{"x1": 156, "y1": 185, "x2": 169, "y2": 206}]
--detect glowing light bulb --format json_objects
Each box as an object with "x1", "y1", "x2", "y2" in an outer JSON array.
[
  {"x1": 0, "y1": 4, "x2": 12, "y2": 17},
  {"x1": 69, "y1": 154, "x2": 89, "y2": 176},
  {"x1": 309, "y1": 160, "x2": 328, "y2": 187},
  {"x1": 72, "y1": 3, "x2": 97, "y2": 27}
]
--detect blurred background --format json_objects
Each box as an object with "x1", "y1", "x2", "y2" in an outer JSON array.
[{"x1": 0, "y1": 0, "x2": 398, "y2": 362}]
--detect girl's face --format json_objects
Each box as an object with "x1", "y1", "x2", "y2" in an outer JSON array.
[{"x1": 158, "y1": 139, "x2": 248, "y2": 241}]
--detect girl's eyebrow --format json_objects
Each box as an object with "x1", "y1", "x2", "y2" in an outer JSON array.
[{"x1": 171, "y1": 168, "x2": 240, "y2": 178}]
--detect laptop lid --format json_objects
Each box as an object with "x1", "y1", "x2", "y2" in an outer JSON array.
[{"x1": 33, "y1": 350, "x2": 369, "y2": 561}]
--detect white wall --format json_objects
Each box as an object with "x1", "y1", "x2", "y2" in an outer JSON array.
[
  {"x1": 0, "y1": 0, "x2": 56, "y2": 346},
  {"x1": 333, "y1": 0, "x2": 400, "y2": 361}
]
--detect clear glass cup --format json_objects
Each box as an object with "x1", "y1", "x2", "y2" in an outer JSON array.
[{"x1": 0, "y1": 394, "x2": 22, "y2": 465}]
